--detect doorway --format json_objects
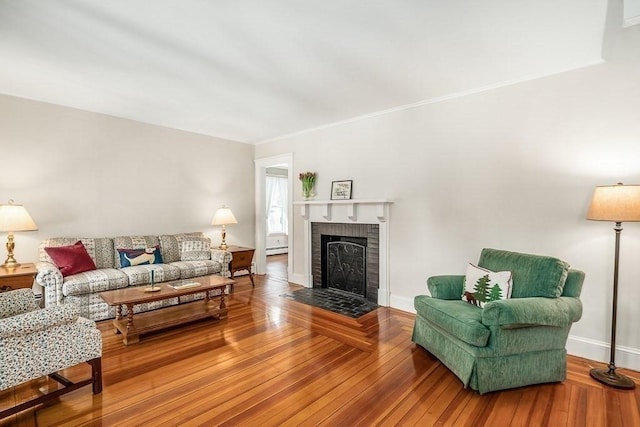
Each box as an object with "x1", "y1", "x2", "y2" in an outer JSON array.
[{"x1": 254, "y1": 153, "x2": 293, "y2": 280}]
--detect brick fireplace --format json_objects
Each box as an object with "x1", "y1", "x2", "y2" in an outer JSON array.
[
  {"x1": 294, "y1": 199, "x2": 392, "y2": 306},
  {"x1": 312, "y1": 223, "x2": 379, "y2": 303}
]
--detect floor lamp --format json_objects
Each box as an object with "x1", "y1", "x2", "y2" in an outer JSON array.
[{"x1": 586, "y1": 183, "x2": 640, "y2": 390}]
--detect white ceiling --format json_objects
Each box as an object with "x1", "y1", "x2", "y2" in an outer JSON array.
[{"x1": 0, "y1": 0, "x2": 609, "y2": 144}]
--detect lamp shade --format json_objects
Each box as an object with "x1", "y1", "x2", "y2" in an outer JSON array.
[
  {"x1": 211, "y1": 206, "x2": 238, "y2": 226},
  {"x1": 587, "y1": 184, "x2": 640, "y2": 222},
  {"x1": 0, "y1": 200, "x2": 38, "y2": 232}
]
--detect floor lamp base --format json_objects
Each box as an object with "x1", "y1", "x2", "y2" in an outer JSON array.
[{"x1": 590, "y1": 367, "x2": 636, "y2": 389}]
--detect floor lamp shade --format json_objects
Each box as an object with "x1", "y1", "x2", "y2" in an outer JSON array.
[
  {"x1": 0, "y1": 200, "x2": 38, "y2": 267},
  {"x1": 587, "y1": 183, "x2": 640, "y2": 390},
  {"x1": 587, "y1": 184, "x2": 640, "y2": 222}
]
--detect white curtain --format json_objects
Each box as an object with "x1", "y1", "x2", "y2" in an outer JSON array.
[{"x1": 265, "y1": 175, "x2": 288, "y2": 235}]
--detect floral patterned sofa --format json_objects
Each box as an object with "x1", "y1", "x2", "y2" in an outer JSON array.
[{"x1": 36, "y1": 232, "x2": 232, "y2": 321}]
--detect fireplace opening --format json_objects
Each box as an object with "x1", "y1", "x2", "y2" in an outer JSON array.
[
  {"x1": 321, "y1": 235, "x2": 367, "y2": 297},
  {"x1": 311, "y1": 223, "x2": 379, "y2": 304}
]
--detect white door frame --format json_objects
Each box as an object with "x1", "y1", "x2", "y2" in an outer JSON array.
[{"x1": 254, "y1": 153, "x2": 294, "y2": 279}]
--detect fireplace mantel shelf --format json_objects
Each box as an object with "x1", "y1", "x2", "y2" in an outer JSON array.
[
  {"x1": 294, "y1": 199, "x2": 393, "y2": 223},
  {"x1": 293, "y1": 198, "x2": 392, "y2": 206}
]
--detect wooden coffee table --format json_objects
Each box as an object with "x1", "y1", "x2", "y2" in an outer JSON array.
[{"x1": 100, "y1": 274, "x2": 234, "y2": 345}]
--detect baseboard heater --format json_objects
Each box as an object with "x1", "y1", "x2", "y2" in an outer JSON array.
[{"x1": 266, "y1": 246, "x2": 288, "y2": 255}]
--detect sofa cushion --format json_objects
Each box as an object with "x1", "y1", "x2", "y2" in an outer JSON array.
[
  {"x1": 62, "y1": 268, "x2": 129, "y2": 296},
  {"x1": 119, "y1": 264, "x2": 181, "y2": 286},
  {"x1": 39, "y1": 237, "x2": 115, "y2": 269},
  {"x1": 180, "y1": 237, "x2": 211, "y2": 261},
  {"x1": 478, "y1": 248, "x2": 569, "y2": 298},
  {"x1": 170, "y1": 260, "x2": 222, "y2": 279},
  {"x1": 45, "y1": 241, "x2": 97, "y2": 277},
  {"x1": 462, "y1": 263, "x2": 512, "y2": 308},
  {"x1": 113, "y1": 235, "x2": 161, "y2": 268},
  {"x1": 117, "y1": 246, "x2": 164, "y2": 267},
  {"x1": 159, "y1": 233, "x2": 204, "y2": 263},
  {"x1": 414, "y1": 295, "x2": 490, "y2": 347}
]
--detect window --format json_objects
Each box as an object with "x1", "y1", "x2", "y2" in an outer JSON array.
[{"x1": 266, "y1": 175, "x2": 288, "y2": 235}]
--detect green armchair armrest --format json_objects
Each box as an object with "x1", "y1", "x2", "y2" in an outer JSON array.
[
  {"x1": 427, "y1": 275, "x2": 465, "y2": 300},
  {"x1": 481, "y1": 296, "x2": 582, "y2": 328}
]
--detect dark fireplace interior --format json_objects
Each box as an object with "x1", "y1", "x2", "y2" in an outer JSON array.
[
  {"x1": 321, "y1": 235, "x2": 367, "y2": 297},
  {"x1": 312, "y1": 222, "x2": 379, "y2": 304}
]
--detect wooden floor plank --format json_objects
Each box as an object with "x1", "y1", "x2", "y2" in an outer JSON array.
[{"x1": 1, "y1": 255, "x2": 639, "y2": 426}]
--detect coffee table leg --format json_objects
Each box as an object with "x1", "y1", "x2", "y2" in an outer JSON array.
[
  {"x1": 126, "y1": 304, "x2": 135, "y2": 330},
  {"x1": 219, "y1": 291, "x2": 226, "y2": 310},
  {"x1": 121, "y1": 303, "x2": 140, "y2": 345},
  {"x1": 114, "y1": 304, "x2": 123, "y2": 334}
]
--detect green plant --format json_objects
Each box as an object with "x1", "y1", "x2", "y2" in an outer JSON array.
[{"x1": 299, "y1": 172, "x2": 316, "y2": 198}]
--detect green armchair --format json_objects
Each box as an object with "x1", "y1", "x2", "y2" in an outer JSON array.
[{"x1": 412, "y1": 248, "x2": 584, "y2": 394}]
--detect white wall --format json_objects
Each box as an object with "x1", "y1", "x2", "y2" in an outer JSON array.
[
  {"x1": 255, "y1": 16, "x2": 640, "y2": 368},
  {"x1": 0, "y1": 94, "x2": 255, "y2": 263}
]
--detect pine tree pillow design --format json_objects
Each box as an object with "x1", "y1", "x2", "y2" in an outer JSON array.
[{"x1": 461, "y1": 263, "x2": 513, "y2": 308}]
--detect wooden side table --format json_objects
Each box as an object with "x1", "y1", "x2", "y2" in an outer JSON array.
[
  {"x1": 0, "y1": 263, "x2": 37, "y2": 293},
  {"x1": 226, "y1": 246, "x2": 255, "y2": 290}
]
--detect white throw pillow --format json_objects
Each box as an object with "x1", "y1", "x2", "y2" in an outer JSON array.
[
  {"x1": 180, "y1": 238, "x2": 211, "y2": 261},
  {"x1": 461, "y1": 263, "x2": 512, "y2": 308}
]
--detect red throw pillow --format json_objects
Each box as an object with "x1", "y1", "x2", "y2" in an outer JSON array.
[{"x1": 44, "y1": 241, "x2": 97, "y2": 277}]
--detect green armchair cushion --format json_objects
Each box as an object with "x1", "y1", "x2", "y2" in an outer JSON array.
[
  {"x1": 414, "y1": 295, "x2": 490, "y2": 347},
  {"x1": 478, "y1": 248, "x2": 569, "y2": 298}
]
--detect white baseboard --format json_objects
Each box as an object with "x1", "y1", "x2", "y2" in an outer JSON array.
[
  {"x1": 389, "y1": 294, "x2": 415, "y2": 313},
  {"x1": 567, "y1": 335, "x2": 640, "y2": 372},
  {"x1": 266, "y1": 248, "x2": 288, "y2": 256},
  {"x1": 289, "y1": 273, "x2": 311, "y2": 287}
]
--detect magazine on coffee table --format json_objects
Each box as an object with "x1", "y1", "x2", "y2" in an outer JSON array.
[{"x1": 169, "y1": 281, "x2": 201, "y2": 290}]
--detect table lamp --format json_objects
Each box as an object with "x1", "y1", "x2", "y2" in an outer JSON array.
[
  {"x1": 586, "y1": 183, "x2": 640, "y2": 389},
  {"x1": 212, "y1": 206, "x2": 237, "y2": 250},
  {"x1": 0, "y1": 200, "x2": 38, "y2": 268}
]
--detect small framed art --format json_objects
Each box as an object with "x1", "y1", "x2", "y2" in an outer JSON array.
[{"x1": 331, "y1": 180, "x2": 353, "y2": 200}]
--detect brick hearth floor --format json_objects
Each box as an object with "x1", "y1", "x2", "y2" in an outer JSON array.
[{"x1": 281, "y1": 288, "x2": 379, "y2": 318}]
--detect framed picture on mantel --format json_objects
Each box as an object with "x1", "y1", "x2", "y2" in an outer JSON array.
[{"x1": 331, "y1": 180, "x2": 353, "y2": 200}]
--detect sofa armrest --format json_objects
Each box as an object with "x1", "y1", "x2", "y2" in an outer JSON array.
[
  {"x1": 426, "y1": 275, "x2": 465, "y2": 300},
  {"x1": 0, "y1": 304, "x2": 80, "y2": 338},
  {"x1": 481, "y1": 296, "x2": 582, "y2": 327},
  {"x1": 0, "y1": 289, "x2": 39, "y2": 318},
  {"x1": 211, "y1": 249, "x2": 232, "y2": 278},
  {"x1": 36, "y1": 261, "x2": 65, "y2": 306},
  {"x1": 36, "y1": 262, "x2": 63, "y2": 289}
]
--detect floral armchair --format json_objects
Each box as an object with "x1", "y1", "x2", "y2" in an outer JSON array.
[{"x1": 0, "y1": 289, "x2": 102, "y2": 419}]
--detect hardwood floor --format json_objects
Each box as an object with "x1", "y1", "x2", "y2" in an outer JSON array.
[{"x1": 2, "y1": 254, "x2": 639, "y2": 426}]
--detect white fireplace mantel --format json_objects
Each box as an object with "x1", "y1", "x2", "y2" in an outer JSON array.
[
  {"x1": 294, "y1": 199, "x2": 393, "y2": 306},
  {"x1": 293, "y1": 198, "x2": 392, "y2": 223}
]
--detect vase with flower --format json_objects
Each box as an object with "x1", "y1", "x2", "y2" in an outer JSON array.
[{"x1": 299, "y1": 172, "x2": 316, "y2": 199}]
